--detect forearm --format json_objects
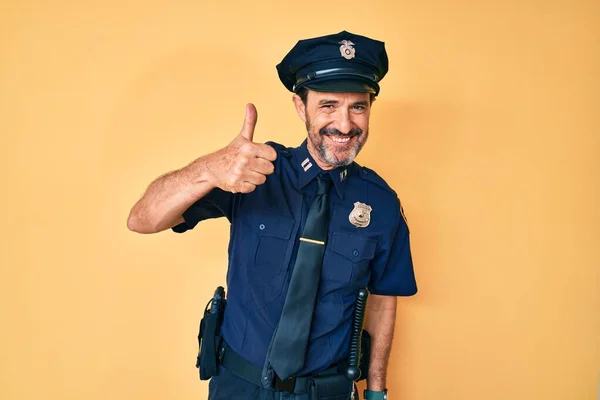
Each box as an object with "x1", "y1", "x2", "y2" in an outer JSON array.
[
  {"x1": 127, "y1": 154, "x2": 217, "y2": 234},
  {"x1": 364, "y1": 294, "x2": 397, "y2": 391},
  {"x1": 128, "y1": 105, "x2": 277, "y2": 234}
]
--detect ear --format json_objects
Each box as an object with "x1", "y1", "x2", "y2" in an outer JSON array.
[{"x1": 292, "y1": 94, "x2": 307, "y2": 122}]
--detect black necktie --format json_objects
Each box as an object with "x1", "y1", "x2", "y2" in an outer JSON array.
[{"x1": 268, "y1": 174, "x2": 333, "y2": 379}]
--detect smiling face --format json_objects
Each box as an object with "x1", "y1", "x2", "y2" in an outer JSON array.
[{"x1": 293, "y1": 89, "x2": 373, "y2": 170}]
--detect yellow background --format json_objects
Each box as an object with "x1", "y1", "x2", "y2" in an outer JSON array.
[{"x1": 1, "y1": 1, "x2": 598, "y2": 399}]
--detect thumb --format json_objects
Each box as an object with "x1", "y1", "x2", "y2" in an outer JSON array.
[{"x1": 240, "y1": 103, "x2": 258, "y2": 141}]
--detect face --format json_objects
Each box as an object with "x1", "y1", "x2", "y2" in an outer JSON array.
[{"x1": 293, "y1": 90, "x2": 372, "y2": 170}]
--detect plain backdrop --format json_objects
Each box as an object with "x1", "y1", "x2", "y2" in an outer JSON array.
[{"x1": 1, "y1": 1, "x2": 598, "y2": 399}]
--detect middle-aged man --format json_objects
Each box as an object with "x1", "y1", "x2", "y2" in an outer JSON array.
[{"x1": 127, "y1": 31, "x2": 418, "y2": 400}]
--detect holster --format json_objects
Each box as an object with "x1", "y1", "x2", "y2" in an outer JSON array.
[
  {"x1": 358, "y1": 330, "x2": 371, "y2": 381},
  {"x1": 196, "y1": 288, "x2": 226, "y2": 380},
  {"x1": 309, "y1": 374, "x2": 354, "y2": 400}
]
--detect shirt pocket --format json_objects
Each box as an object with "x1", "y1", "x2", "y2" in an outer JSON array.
[
  {"x1": 241, "y1": 213, "x2": 295, "y2": 277},
  {"x1": 324, "y1": 232, "x2": 377, "y2": 289},
  {"x1": 240, "y1": 213, "x2": 295, "y2": 309}
]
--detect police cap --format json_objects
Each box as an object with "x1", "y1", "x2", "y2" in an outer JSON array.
[{"x1": 276, "y1": 31, "x2": 389, "y2": 95}]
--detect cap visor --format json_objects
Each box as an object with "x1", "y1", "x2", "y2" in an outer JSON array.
[{"x1": 304, "y1": 80, "x2": 376, "y2": 94}]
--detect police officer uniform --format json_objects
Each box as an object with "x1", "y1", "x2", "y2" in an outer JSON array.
[{"x1": 173, "y1": 31, "x2": 417, "y2": 400}]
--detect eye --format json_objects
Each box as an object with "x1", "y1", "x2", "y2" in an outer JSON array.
[
  {"x1": 352, "y1": 105, "x2": 366, "y2": 112},
  {"x1": 320, "y1": 104, "x2": 334, "y2": 109}
]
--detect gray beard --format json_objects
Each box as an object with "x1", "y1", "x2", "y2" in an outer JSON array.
[{"x1": 305, "y1": 119, "x2": 368, "y2": 167}]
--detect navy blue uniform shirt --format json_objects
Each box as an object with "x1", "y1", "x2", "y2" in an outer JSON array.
[{"x1": 173, "y1": 139, "x2": 417, "y2": 376}]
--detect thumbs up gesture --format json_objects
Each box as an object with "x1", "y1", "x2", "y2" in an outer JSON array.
[{"x1": 208, "y1": 104, "x2": 277, "y2": 194}]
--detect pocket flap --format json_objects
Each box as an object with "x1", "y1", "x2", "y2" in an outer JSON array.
[
  {"x1": 331, "y1": 233, "x2": 377, "y2": 262},
  {"x1": 243, "y1": 214, "x2": 295, "y2": 239}
]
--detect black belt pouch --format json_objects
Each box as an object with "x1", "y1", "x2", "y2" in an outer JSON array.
[{"x1": 196, "y1": 292, "x2": 226, "y2": 380}]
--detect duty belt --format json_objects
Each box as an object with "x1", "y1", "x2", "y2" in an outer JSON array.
[{"x1": 217, "y1": 341, "x2": 347, "y2": 394}]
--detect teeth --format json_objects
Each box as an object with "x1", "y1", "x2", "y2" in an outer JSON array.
[{"x1": 331, "y1": 136, "x2": 350, "y2": 143}]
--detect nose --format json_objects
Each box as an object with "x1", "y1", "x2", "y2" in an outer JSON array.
[{"x1": 336, "y1": 109, "x2": 352, "y2": 134}]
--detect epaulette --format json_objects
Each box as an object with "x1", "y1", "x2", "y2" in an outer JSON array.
[
  {"x1": 265, "y1": 141, "x2": 294, "y2": 158},
  {"x1": 357, "y1": 165, "x2": 397, "y2": 196}
]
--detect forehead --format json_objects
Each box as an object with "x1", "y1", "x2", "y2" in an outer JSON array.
[{"x1": 307, "y1": 90, "x2": 370, "y2": 104}]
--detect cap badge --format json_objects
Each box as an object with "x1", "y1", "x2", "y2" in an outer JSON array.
[
  {"x1": 349, "y1": 202, "x2": 371, "y2": 228},
  {"x1": 339, "y1": 40, "x2": 356, "y2": 60}
]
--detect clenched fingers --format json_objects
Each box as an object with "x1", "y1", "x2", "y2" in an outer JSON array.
[
  {"x1": 253, "y1": 143, "x2": 277, "y2": 162},
  {"x1": 233, "y1": 182, "x2": 257, "y2": 194},
  {"x1": 248, "y1": 157, "x2": 275, "y2": 176},
  {"x1": 243, "y1": 170, "x2": 268, "y2": 186}
]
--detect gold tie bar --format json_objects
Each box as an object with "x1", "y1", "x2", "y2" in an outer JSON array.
[{"x1": 299, "y1": 237, "x2": 325, "y2": 246}]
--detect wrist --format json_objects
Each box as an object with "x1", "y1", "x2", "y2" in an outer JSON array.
[
  {"x1": 367, "y1": 378, "x2": 386, "y2": 392},
  {"x1": 367, "y1": 383, "x2": 386, "y2": 391},
  {"x1": 189, "y1": 155, "x2": 218, "y2": 191}
]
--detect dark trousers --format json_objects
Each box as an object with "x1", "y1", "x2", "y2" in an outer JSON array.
[{"x1": 208, "y1": 366, "x2": 357, "y2": 400}]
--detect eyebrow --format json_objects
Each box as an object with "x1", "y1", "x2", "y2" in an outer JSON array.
[
  {"x1": 317, "y1": 100, "x2": 370, "y2": 106},
  {"x1": 318, "y1": 99, "x2": 339, "y2": 105}
]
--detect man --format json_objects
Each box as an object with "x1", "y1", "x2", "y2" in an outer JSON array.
[{"x1": 127, "y1": 31, "x2": 417, "y2": 400}]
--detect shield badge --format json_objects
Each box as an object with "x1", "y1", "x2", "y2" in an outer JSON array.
[
  {"x1": 349, "y1": 202, "x2": 372, "y2": 228},
  {"x1": 339, "y1": 40, "x2": 356, "y2": 60}
]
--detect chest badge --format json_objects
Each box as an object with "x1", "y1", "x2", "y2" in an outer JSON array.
[{"x1": 349, "y1": 202, "x2": 372, "y2": 228}]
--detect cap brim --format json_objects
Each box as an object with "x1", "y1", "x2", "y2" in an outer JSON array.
[{"x1": 304, "y1": 80, "x2": 377, "y2": 94}]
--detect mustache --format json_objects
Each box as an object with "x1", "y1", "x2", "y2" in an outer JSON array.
[{"x1": 319, "y1": 127, "x2": 363, "y2": 137}]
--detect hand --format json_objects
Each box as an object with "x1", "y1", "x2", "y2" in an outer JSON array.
[{"x1": 207, "y1": 103, "x2": 277, "y2": 194}]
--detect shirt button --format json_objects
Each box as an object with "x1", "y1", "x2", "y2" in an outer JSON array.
[
  {"x1": 353, "y1": 250, "x2": 359, "y2": 257},
  {"x1": 259, "y1": 224, "x2": 266, "y2": 230}
]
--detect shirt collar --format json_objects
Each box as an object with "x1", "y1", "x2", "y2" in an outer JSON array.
[{"x1": 293, "y1": 139, "x2": 354, "y2": 199}]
